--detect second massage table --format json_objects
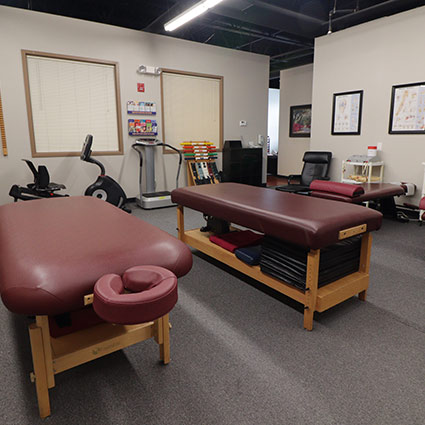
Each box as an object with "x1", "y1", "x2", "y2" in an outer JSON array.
[
  {"x1": 171, "y1": 183, "x2": 383, "y2": 331},
  {"x1": 309, "y1": 181, "x2": 406, "y2": 218}
]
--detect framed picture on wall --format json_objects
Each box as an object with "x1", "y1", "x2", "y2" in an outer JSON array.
[
  {"x1": 331, "y1": 90, "x2": 363, "y2": 135},
  {"x1": 389, "y1": 81, "x2": 425, "y2": 134},
  {"x1": 289, "y1": 104, "x2": 311, "y2": 137}
]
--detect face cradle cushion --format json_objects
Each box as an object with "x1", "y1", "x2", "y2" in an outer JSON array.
[{"x1": 93, "y1": 265, "x2": 178, "y2": 325}]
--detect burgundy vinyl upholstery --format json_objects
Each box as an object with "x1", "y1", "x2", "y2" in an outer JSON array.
[
  {"x1": 171, "y1": 183, "x2": 382, "y2": 250},
  {"x1": 419, "y1": 197, "x2": 425, "y2": 210},
  {"x1": 310, "y1": 191, "x2": 355, "y2": 203},
  {"x1": 0, "y1": 197, "x2": 192, "y2": 316},
  {"x1": 310, "y1": 180, "x2": 365, "y2": 197},
  {"x1": 93, "y1": 266, "x2": 178, "y2": 324},
  {"x1": 310, "y1": 182, "x2": 405, "y2": 203}
]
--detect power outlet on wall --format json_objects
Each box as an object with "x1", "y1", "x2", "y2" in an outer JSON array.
[{"x1": 239, "y1": 120, "x2": 247, "y2": 127}]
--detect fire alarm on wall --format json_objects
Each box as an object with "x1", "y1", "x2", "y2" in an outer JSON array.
[{"x1": 137, "y1": 83, "x2": 145, "y2": 92}]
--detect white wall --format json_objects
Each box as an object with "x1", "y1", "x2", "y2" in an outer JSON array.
[
  {"x1": 267, "y1": 88, "x2": 279, "y2": 154},
  {"x1": 311, "y1": 7, "x2": 425, "y2": 203},
  {"x1": 278, "y1": 64, "x2": 313, "y2": 176},
  {"x1": 0, "y1": 6, "x2": 269, "y2": 205}
]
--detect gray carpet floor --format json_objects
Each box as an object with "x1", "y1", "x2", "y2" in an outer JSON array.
[{"x1": 0, "y1": 204, "x2": 424, "y2": 425}]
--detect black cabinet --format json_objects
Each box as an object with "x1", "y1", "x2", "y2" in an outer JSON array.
[
  {"x1": 222, "y1": 147, "x2": 263, "y2": 187},
  {"x1": 267, "y1": 155, "x2": 278, "y2": 176}
]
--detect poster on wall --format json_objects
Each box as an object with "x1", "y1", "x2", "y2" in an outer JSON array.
[
  {"x1": 331, "y1": 90, "x2": 363, "y2": 135},
  {"x1": 389, "y1": 81, "x2": 425, "y2": 134},
  {"x1": 289, "y1": 104, "x2": 311, "y2": 137}
]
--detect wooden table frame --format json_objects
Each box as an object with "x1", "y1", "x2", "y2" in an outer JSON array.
[
  {"x1": 28, "y1": 305, "x2": 170, "y2": 418},
  {"x1": 177, "y1": 205, "x2": 372, "y2": 331}
]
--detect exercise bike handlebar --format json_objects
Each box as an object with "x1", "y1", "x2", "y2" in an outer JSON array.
[
  {"x1": 86, "y1": 157, "x2": 106, "y2": 176},
  {"x1": 81, "y1": 134, "x2": 106, "y2": 175}
]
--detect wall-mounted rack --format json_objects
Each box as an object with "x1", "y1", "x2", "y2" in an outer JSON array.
[{"x1": 128, "y1": 118, "x2": 158, "y2": 136}]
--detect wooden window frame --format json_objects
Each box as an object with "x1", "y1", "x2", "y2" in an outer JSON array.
[
  {"x1": 22, "y1": 50, "x2": 123, "y2": 157},
  {"x1": 160, "y1": 68, "x2": 223, "y2": 154}
]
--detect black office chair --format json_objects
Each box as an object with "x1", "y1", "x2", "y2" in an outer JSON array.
[{"x1": 275, "y1": 151, "x2": 332, "y2": 193}]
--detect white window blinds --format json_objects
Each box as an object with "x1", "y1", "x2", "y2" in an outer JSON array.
[
  {"x1": 24, "y1": 52, "x2": 122, "y2": 155},
  {"x1": 161, "y1": 71, "x2": 222, "y2": 150}
]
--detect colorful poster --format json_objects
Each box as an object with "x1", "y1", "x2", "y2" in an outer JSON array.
[
  {"x1": 332, "y1": 91, "x2": 363, "y2": 135},
  {"x1": 390, "y1": 84, "x2": 425, "y2": 133},
  {"x1": 289, "y1": 104, "x2": 311, "y2": 137}
]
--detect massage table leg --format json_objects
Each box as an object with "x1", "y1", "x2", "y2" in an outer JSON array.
[
  {"x1": 29, "y1": 322, "x2": 51, "y2": 419},
  {"x1": 28, "y1": 309, "x2": 173, "y2": 418},
  {"x1": 358, "y1": 290, "x2": 367, "y2": 301},
  {"x1": 154, "y1": 314, "x2": 170, "y2": 364},
  {"x1": 36, "y1": 315, "x2": 55, "y2": 388},
  {"x1": 303, "y1": 250, "x2": 320, "y2": 331},
  {"x1": 358, "y1": 233, "x2": 372, "y2": 301},
  {"x1": 177, "y1": 205, "x2": 185, "y2": 240}
]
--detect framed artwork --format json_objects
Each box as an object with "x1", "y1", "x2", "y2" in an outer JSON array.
[
  {"x1": 332, "y1": 90, "x2": 363, "y2": 135},
  {"x1": 389, "y1": 81, "x2": 425, "y2": 134},
  {"x1": 289, "y1": 104, "x2": 311, "y2": 137}
]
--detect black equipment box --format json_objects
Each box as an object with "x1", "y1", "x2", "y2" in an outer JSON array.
[{"x1": 260, "y1": 235, "x2": 361, "y2": 290}]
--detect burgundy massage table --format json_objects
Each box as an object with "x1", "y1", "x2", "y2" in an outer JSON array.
[
  {"x1": 0, "y1": 197, "x2": 192, "y2": 418},
  {"x1": 171, "y1": 183, "x2": 382, "y2": 331},
  {"x1": 309, "y1": 181, "x2": 405, "y2": 218}
]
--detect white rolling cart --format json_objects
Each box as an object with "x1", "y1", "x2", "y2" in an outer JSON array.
[{"x1": 341, "y1": 158, "x2": 384, "y2": 184}]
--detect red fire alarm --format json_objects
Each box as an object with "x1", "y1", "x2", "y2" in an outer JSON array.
[{"x1": 137, "y1": 83, "x2": 145, "y2": 92}]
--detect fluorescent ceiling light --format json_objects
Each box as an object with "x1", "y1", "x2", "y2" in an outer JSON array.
[{"x1": 164, "y1": 0, "x2": 225, "y2": 32}]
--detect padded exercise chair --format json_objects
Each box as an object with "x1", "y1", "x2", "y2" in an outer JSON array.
[
  {"x1": 9, "y1": 159, "x2": 67, "y2": 202},
  {"x1": 275, "y1": 151, "x2": 332, "y2": 193}
]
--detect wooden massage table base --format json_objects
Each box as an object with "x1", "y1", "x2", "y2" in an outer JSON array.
[
  {"x1": 177, "y1": 206, "x2": 372, "y2": 331},
  {"x1": 29, "y1": 311, "x2": 171, "y2": 418}
]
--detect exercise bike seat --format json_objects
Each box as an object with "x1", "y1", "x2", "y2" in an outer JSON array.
[{"x1": 24, "y1": 161, "x2": 65, "y2": 192}]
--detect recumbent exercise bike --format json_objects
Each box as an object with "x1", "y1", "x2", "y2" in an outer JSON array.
[{"x1": 9, "y1": 135, "x2": 130, "y2": 212}]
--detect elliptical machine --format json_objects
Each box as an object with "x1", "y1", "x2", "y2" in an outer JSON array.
[{"x1": 81, "y1": 134, "x2": 130, "y2": 212}]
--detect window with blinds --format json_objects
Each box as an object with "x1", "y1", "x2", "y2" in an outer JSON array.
[
  {"x1": 161, "y1": 70, "x2": 223, "y2": 152},
  {"x1": 22, "y1": 51, "x2": 123, "y2": 157}
]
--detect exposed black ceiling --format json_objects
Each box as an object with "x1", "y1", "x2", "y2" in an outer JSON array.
[{"x1": 2, "y1": 0, "x2": 425, "y2": 88}]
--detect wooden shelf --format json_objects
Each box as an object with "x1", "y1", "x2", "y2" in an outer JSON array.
[
  {"x1": 182, "y1": 228, "x2": 369, "y2": 314},
  {"x1": 129, "y1": 132, "x2": 157, "y2": 136},
  {"x1": 28, "y1": 313, "x2": 171, "y2": 418},
  {"x1": 128, "y1": 111, "x2": 156, "y2": 115},
  {"x1": 51, "y1": 321, "x2": 154, "y2": 374}
]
